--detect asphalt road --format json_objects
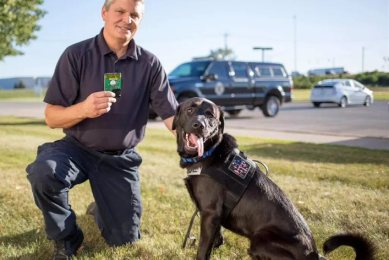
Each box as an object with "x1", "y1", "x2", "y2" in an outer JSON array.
[{"x1": 1, "y1": 100, "x2": 388, "y2": 150}]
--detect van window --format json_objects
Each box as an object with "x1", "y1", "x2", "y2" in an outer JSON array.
[
  {"x1": 206, "y1": 62, "x2": 229, "y2": 79},
  {"x1": 272, "y1": 67, "x2": 286, "y2": 77},
  {"x1": 169, "y1": 61, "x2": 211, "y2": 78},
  {"x1": 231, "y1": 62, "x2": 249, "y2": 78},
  {"x1": 255, "y1": 67, "x2": 271, "y2": 77}
]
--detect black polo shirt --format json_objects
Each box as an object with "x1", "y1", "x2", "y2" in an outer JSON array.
[{"x1": 45, "y1": 29, "x2": 178, "y2": 151}]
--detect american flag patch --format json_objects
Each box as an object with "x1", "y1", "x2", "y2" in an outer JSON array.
[{"x1": 228, "y1": 155, "x2": 251, "y2": 179}]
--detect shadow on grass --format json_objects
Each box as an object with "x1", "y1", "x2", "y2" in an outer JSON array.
[
  {"x1": 0, "y1": 119, "x2": 46, "y2": 126},
  {"x1": 241, "y1": 141, "x2": 389, "y2": 167}
]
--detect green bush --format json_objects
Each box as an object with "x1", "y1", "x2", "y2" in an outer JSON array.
[{"x1": 293, "y1": 71, "x2": 389, "y2": 89}]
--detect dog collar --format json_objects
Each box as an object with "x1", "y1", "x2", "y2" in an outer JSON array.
[{"x1": 181, "y1": 146, "x2": 216, "y2": 164}]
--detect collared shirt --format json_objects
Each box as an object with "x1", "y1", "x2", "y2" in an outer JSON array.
[{"x1": 45, "y1": 29, "x2": 178, "y2": 151}]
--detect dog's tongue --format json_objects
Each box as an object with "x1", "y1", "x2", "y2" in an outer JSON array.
[{"x1": 188, "y1": 133, "x2": 204, "y2": 157}]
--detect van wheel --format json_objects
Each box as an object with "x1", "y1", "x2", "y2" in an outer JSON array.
[
  {"x1": 261, "y1": 96, "x2": 280, "y2": 117},
  {"x1": 227, "y1": 109, "x2": 242, "y2": 117},
  {"x1": 313, "y1": 102, "x2": 321, "y2": 108},
  {"x1": 338, "y1": 96, "x2": 347, "y2": 108}
]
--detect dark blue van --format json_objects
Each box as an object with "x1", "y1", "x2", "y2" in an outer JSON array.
[{"x1": 151, "y1": 59, "x2": 293, "y2": 118}]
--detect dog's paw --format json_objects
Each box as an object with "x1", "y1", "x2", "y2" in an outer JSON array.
[{"x1": 213, "y1": 233, "x2": 224, "y2": 248}]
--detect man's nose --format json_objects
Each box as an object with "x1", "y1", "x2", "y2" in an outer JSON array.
[{"x1": 123, "y1": 15, "x2": 133, "y2": 24}]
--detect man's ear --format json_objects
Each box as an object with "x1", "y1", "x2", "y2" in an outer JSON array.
[
  {"x1": 172, "y1": 104, "x2": 181, "y2": 130},
  {"x1": 218, "y1": 107, "x2": 224, "y2": 133}
]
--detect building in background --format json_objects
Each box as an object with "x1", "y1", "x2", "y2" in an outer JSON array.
[
  {"x1": 0, "y1": 77, "x2": 51, "y2": 90},
  {"x1": 308, "y1": 67, "x2": 346, "y2": 76}
]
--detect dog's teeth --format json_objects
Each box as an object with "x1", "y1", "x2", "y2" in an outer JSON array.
[{"x1": 197, "y1": 137, "x2": 204, "y2": 157}]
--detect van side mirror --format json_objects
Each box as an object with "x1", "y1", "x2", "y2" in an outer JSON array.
[{"x1": 201, "y1": 73, "x2": 218, "y2": 82}]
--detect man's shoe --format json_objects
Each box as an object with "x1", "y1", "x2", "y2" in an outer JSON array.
[{"x1": 52, "y1": 226, "x2": 84, "y2": 260}]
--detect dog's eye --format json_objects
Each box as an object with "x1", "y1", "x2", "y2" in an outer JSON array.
[
  {"x1": 187, "y1": 107, "x2": 193, "y2": 113},
  {"x1": 205, "y1": 110, "x2": 215, "y2": 117}
]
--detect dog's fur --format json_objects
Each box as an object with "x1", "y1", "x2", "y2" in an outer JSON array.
[{"x1": 173, "y1": 97, "x2": 374, "y2": 260}]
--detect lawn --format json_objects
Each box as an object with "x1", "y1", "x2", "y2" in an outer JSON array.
[
  {"x1": 1, "y1": 87, "x2": 389, "y2": 103},
  {"x1": 292, "y1": 86, "x2": 389, "y2": 102},
  {"x1": 0, "y1": 116, "x2": 388, "y2": 259}
]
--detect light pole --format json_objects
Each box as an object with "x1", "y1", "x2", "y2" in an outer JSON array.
[{"x1": 253, "y1": 47, "x2": 273, "y2": 62}]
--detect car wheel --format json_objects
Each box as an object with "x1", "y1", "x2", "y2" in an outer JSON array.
[
  {"x1": 364, "y1": 96, "x2": 372, "y2": 107},
  {"x1": 338, "y1": 96, "x2": 347, "y2": 108},
  {"x1": 262, "y1": 96, "x2": 280, "y2": 117},
  {"x1": 227, "y1": 109, "x2": 242, "y2": 117},
  {"x1": 313, "y1": 102, "x2": 321, "y2": 108}
]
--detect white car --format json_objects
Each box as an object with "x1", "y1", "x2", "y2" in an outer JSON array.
[{"x1": 310, "y1": 79, "x2": 374, "y2": 108}]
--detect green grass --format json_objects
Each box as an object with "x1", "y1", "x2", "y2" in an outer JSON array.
[
  {"x1": 0, "y1": 89, "x2": 44, "y2": 101},
  {"x1": 0, "y1": 116, "x2": 388, "y2": 259},
  {"x1": 1, "y1": 87, "x2": 389, "y2": 103},
  {"x1": 293, "y1": 86, "x2": 389, "y2": 102}
]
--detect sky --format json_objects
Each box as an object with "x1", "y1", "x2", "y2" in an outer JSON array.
[{"x1": 0, "y1": 0, "x2": 388, "y2": 78}]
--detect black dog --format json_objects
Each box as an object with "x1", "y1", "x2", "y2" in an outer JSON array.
[{"x1": 173, "y1": 97, "x2": 374, "y2": 260}]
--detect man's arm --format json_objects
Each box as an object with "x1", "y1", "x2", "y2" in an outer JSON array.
[
  {"x1": 163, "y1": 116, "x2": 176, "y2": 135},
  {"x1": 45, "y1": 91, "x2": 116, "y2": 129}
]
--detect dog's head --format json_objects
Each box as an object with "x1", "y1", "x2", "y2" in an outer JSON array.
[{"x1": 173, "y1": 97, "x2": 224, "y2": 158}]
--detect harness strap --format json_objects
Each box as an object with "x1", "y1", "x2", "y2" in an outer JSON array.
[{"x1": 200, "y1": 149, "x2": 257, "y2": 218}]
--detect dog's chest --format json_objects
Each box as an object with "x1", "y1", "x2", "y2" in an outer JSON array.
[{"x1": 184, "y1": 150, "x2": 258, "y2": 216}]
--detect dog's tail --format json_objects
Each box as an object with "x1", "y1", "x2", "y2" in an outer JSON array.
[{"x1": 323, "y1": 233, "x2": 375, "y2": 260}]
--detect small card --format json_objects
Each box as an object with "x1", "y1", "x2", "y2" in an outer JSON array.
[{"x1": 104, "y1": 73, "x2": 122, "y2": 97}]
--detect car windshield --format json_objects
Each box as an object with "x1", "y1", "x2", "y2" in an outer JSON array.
[{"x1": 169, "y1": 61, "x2": 211, "y2": 78}]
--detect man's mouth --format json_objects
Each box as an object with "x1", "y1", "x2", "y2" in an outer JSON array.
[
  {"x1": 117, "y1": 25, "x2": 131, "y2": 33},
  {"x1": 184, "y1": 132, "x2": 204, "y2": 157}
]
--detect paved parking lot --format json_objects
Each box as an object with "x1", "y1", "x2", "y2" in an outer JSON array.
[{"x1": 1, "y1": 100, "x2": 388, "y2": 150}]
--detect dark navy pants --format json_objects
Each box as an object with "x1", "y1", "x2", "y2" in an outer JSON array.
[{"x1": 26, "y1": 136, "x2": 142, "y2": 246}]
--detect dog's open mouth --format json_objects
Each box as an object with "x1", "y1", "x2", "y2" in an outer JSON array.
[{"x1": 185, "y1": 133, "x2": 204, "y2": 157}]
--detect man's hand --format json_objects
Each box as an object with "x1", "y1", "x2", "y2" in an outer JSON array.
[
  {"x1": 81, "y1": 91, "x2": 117, "y2": 118},
  {"x1": 45, "y1": 91, "x2": 116, "y2": 129}
]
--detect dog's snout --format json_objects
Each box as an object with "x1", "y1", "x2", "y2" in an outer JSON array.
[{"x1": 192, "y1": 120, "x2": 205, "y2": 130}]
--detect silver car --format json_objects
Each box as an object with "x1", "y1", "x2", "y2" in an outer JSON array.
[{"x1": 310, "y1": 79, "x2": 374, "y2": 108}]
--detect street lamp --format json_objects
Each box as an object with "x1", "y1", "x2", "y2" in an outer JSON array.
[{"x1": 253, "y1": 47, "x2": 273, "y2": 62}]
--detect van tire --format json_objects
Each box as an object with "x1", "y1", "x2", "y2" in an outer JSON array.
[
  {"x1": 261, "y1": 96, "x2": 280, "y2": 117},
  {"x1": 227, "y1": 109, "x2": 242, "y2": 117}
]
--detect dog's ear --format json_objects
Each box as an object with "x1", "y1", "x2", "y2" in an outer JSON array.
[
  {"x1": 172, "y1": 104, "x2": 181, "y2": 130},
  {"x1": 218, "y1": 107, "x2": 224, "y2": 133}
]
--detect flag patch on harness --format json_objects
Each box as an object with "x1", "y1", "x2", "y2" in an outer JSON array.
[{"x1": 228, "y1": 154, "x2": 252, "y2": 179}]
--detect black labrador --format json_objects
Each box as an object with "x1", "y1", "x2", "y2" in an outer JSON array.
[{"x1": 173, "y1": 97, "x2": 374, "y2": 260}]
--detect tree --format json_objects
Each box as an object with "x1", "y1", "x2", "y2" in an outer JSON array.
[
  {"x1": 14, "y1": 81, "x2": 26, "y2": 89},
  {"x1": 0, "y1": 0, "x2": 46, "y2": 60},
  {"x1": 208, "y1": 48, "x2": 236, "y2": 60}
]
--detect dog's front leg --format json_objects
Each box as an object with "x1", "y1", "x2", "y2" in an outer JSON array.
[{"x1": 196, "y1": 211, "x2": 221, "y2": 260}]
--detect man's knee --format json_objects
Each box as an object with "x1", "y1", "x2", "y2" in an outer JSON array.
[{"x1": 27, "y1": 160, "x2": 66, "y2": 193}]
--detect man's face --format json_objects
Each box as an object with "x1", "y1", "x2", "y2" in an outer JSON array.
[{"x1": 102, "y1": 0, "x2": 144, "y2": 43}]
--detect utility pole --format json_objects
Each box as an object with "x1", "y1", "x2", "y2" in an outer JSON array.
[
  {"x1": 293, "y1": 15, "x2": 297, "y2": 72},
  {"x1": 223, "y1": 33, "x2": 229, "y2": 59},
  {"x1": 362, "y1": 46, "x2": 365, "y2": 72},
  {"x1": 224, "y1": 33, "x2": 229, "y2": 52},
  {"x1": 253, "y1": 47, "x2": 273, "y2": 62}
]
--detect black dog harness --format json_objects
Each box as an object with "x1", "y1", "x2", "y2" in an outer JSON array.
[{"x1": 185, "y1": 148, "x2": 258, "y2": 217}]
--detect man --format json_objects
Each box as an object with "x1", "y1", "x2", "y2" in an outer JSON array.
[{"x1": 26, "y1": 0, "x2": 178, "y2": 258}]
